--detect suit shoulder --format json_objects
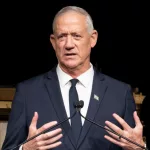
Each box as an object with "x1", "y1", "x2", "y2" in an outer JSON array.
[
  {"x1": 15, "y1": 72, "x2": 48, "y2": 91},
  {"x1": 102, "y1": 73, "x2": 132, "y2": 90}
]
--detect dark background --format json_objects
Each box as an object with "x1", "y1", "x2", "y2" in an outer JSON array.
[{"x1": 0, "y1": 0, "x2": 148, "y2": 94}]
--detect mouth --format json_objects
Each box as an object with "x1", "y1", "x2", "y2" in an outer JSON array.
[{"x1": 65, "y1": 53, "x2": 76, "y2": 56}]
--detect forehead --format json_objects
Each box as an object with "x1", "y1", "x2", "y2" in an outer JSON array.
[{"x1": 54, "y1": 12, "x2": 87, "y2": 33}]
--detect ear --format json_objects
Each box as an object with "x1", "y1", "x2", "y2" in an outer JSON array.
[
  {"x1": 90, "y1": 30, "x2": 98, "y2": 48},
  {"x1": 50, "y1": 34, "x2": 56, "y2": 50}
]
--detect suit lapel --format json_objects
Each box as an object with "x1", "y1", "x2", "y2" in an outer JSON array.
[
  {"x1": 77, "y1": 68, "x2": 108, "y2": 149},
  {"x1": 44, "y1": 67, "x2": 76, "y2": 149}
]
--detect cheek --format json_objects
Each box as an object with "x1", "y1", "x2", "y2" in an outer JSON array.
[
  {"x1": 55, "y1": 43, "x2": 64, "y2": 55},
  {"x1": 80, "y1": 42, "x2": 91, "y2": 55},
  {"x1": 55, "y1": 42, "x2": 61, "y2": 50}
]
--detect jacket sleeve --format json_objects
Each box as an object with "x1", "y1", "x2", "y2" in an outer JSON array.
[{"x1": 124, "y1": 85, "x2": 136, "y2": 127}]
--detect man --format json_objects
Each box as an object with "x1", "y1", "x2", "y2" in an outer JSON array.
[{"x1": 2, "y1": 6, "x2": 146, "y2": 150}]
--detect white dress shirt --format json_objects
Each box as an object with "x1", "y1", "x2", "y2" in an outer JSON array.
[
  {"x1": 56, "y1": 64, "x2": 94, "y2": 125},
  {"x1": 20, "y1": 64, "x2": 94, "y2": 149}
]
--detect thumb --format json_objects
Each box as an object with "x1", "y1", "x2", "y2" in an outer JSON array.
[
  {"x1": 133, "y1": 111, "x2": 142, "y2": 127},
  {"x1": 29, "y1": 112, "x2": 38, "y2": 131}
]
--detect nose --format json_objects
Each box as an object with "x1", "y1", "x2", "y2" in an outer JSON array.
[{"x1": 65, "y1": 36, "x2": 74, "y2": 50}]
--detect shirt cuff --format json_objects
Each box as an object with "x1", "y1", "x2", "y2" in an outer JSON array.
[{"x1": 19, "y1": 145, "x2": 23, "y2": 150}]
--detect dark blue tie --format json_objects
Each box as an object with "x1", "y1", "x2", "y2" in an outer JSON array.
[{"x1": 69, "y1": 79, "x2": 82, "y2": 145}]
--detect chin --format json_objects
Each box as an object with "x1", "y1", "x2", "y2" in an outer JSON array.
[
  {"x1": 64, "y1": 62, "x2": 79, "y2": 69},
  {"x1": 66, "y1": 64, "x2": 78, "y2": 69}
]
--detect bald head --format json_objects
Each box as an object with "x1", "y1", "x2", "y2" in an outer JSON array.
[{"x1": 52, "y1": 6, "x2": 94, "y2": 34}]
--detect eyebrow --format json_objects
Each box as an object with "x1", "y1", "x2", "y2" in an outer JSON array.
[{"x1": 58, "y1": 31, "x2": 81, "y2": 35}]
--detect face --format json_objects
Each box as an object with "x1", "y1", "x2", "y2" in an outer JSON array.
[{"x1": 50, "y1": 11, "x2": 98, "y2": 73}]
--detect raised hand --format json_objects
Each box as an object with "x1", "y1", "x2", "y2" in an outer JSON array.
[
  {"x1": 23, "y1": 112, "x2": 63, "y2": 150},
  {"x1": 104, "y1": 111, "x2": 145, "y2": 150}
]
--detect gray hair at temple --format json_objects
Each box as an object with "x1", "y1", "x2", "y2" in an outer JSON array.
[{"x1": 52, "y1": 6, "x2": 94, "y2": 34}]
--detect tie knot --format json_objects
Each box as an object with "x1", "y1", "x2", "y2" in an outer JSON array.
[{"x1": 70, "y1": 79, "x2": 78, "y2": 87}]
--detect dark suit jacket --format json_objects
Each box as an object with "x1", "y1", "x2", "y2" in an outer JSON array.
[{"x1": 2, "y1": 67, "x2": 136, "y2": 150}]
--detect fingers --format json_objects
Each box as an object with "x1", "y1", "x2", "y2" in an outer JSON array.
[
  {"x1": 104, "y1": 112, "x2": 145, "y2": 150},
  {"x1": 28, "y1": 112, "x2": 39, "y2": 135},
  {"x1": 37, "y1": 131, "x2": 63, "y2": 147},
  {"x1": 25, "y1": 113, "x2": 62, "y2": 150},
  {"x1": 104, "y1": 113, "x2": 129, "y2": 142},
  {"x1": 38, "y1": 141, "x2": 62, "y2": 150},
  {"x1": 36, "y1": 128, "x2": 62, "y2": 141},
  {"x1": 133, "y1": 111, "x2": 143, "y2": 129},
  {"x1": 37, "y1": 121, "x2": 58, "y2": 134},
  {"x1": 105, "y1": 120, "x2": 122, "y2": 134},
  {"x1": 33, "y1": 126, "x2": 63, "y2": 149},
  {"x1": 104, "y1": 135, "x2": 124, "y2": 147},
  {"x1": 29, "y1": 112, "x2": 58, "y2": 135},
  {"x1": 112, "y1": 113, "x2": 131, "y2": 131},
  {"x1": 32, "y1": 112, "x2": 38, "y2": 127},
  {"x1": 105, "y1": 122, "x2": 123, "y2": 141}
]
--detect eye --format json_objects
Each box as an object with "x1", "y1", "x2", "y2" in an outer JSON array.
[
  {"x1": 58, "y1": 35, "x2": 64, "y2": 39},
  {"x1": 57, "y1": 34, "x2": 67, "y2": 39},
  {"x1": 75, "y1": 34, "x2": 80, "y2": 37},
  {"x1": 73, "y1": 34, "x2": 81, "y2": 39}
]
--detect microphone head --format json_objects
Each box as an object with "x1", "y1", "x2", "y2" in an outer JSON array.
[
  {"x1": 74, "y1": 100, "x2": 84, "y2": 109},
  {"x1": 79, "y1": 100, "x2": 84, "y2": 108}
]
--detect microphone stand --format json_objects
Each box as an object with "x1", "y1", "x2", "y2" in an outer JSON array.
[
  {"x1": 79, "y1": 111, "x2": 148, "y2": 150},
  {"x1": 10, "y1": 111, "x2": 77, "y2": 150}
]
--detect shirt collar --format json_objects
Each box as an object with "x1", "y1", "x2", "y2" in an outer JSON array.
[
  {"x1": 56, "y1": 64, "x2": 94, "y2": 88},
  {"x1": 56, "y1": 64, "x2": 72, "y2": 87}
]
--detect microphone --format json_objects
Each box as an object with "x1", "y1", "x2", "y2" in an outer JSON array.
[
  {"x1": 10, "y1": 111, "x2": 77, "y2": 150},
  {"x1": 77, "y1": 100, "x2": 148, "y2": 150},
  {"x1": 74, "y1": 100, "x2": 84, "y2": 112}
]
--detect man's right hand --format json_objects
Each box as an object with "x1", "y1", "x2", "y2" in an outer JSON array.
[{"x1": 23, "y1": 112, "x2": 63, "y2": 150}]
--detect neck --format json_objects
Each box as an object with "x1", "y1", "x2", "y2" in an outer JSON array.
[{"x1": 59, "y1": 63, "x2": 91, "y2": 78}]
